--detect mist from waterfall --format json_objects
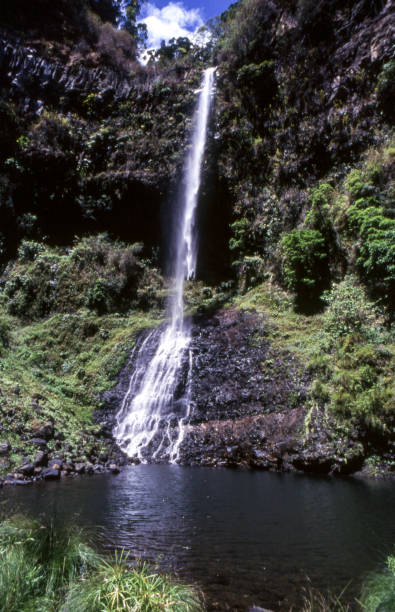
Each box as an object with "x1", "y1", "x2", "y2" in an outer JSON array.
[{"x1": 114, "y1": 67, "x2": 216, "y2": 463}]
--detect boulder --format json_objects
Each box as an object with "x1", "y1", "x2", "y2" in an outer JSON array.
[
  {"x1": 0, "y1": 441, "x2": 11, "y2": 456},
  {"x1": 31, "y1": 422, "x2": 54, "y2": 441},
  {"x1": 31, "y1": 438, "x2": 47, "y2": 449},
  {"x1": 109, "y1": 464, "x2": 120, "y2": 474},
  {"x1": 34, "y1": 451, "x2": 48, "y2": 467},
  {"x1": 75, "y1": 463, "x2": 85, "y2": 474},
  {"x1": 41, "y1": 468, "x2": 60, "y2": 480},
  {"x1": 17, "y1": 463, "x2": 34, "y2": 477},
  {"x1": 48, "y1": 458, "x2": 63, "y2": 470},
  {"x1": 85, "y1": 462, "x2": 94, "y2": 475}
]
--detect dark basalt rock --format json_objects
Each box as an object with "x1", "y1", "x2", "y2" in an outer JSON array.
[
  {"x1": 48, "y1": 458, "x2": 63, "y2": 470},
  {"x1": 41, "y1": 468, "x2": 60, "y2": 480},
  {"x1": 0, "y1": 441, "x2": 11, "y2": 456},
  {"x1": 17, "y1": 463, "x2": 34, "y2": 477},
  {"x1": 0, "y1": 36, "x2": 134, "y2": 114},
  {"x1": 30, "y1": 438, "x2": 48, "y2": 449},
  {"x1": 34, "y1": 451, "x2": 48, "y2": 467},
  {"x1": 31, "y1": 422, "x2": 54, "y2": 441},
  {"x1": 188, "y1": 309, "x2": 308, "y2": 424}
]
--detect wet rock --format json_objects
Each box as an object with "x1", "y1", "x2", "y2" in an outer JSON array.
[
  {"x1": 17, "y1": 463, "x2": 34, "y2": 477},
  {"x1": 31, "y1": 438, "x2": 47, "y2": 449},
  {"x1": 85, "y1": 462, "x2": 94, "y2": 475},
  {"x1": 98, "y1": 423, "x2": 113, "y2": 439},
  {"x1": 0, "y1": 441, "x2": 11, "y2": 456},
  {"x1": 41, "y1": 468, "x2": 60, "y2": 480},
  {"x1": 48, "y1": 458, "x2": 63, "y2": 470},
  {"x1": 109, "y1": 464, "x2": 120, "y2": 474},
  {"x1": 75, "y1": 463, "x2": 85, "y2": 474},
  {"x1": 63, "y1": 462, "x2": 74, "y2": 473},
  {"x1": 34, "y1": 451, "x2": 48, "y2": 467},
  {"x1": 31, "y1": 422, "x2": 54, "y2": 441}
]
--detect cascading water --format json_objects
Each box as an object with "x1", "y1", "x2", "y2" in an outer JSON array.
[{"x1": 114, "y1": 67, "x2": 216, "y2": 463}]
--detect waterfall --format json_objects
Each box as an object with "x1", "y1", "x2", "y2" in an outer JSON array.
[{"x1": 114, "y1": 67, "x2": 216, "y2": 463}]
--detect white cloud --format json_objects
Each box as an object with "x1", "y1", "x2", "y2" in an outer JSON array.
[{"x1": 139, "y1": 2, "x2": 204, "y2": 49}]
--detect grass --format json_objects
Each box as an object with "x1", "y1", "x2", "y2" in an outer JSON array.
[
  {"x1": 300, "y1": 585, "x2": 352, "y2": 611},
  {"x1": 62, "y1": 553, "x2": 203, "y2": 612},
  {"x1": 232, "y1": 278, "x2": 394, "y2": 469},
  {"x1": 0, "y1": 515, "x2": 204, "y2": 612},
  {"x1": 233, "y1": 281, "x2": 323, "y2": 357},
  {"x1": 361, "y1": 554, "x2": 395, "y2": 611},
  {"x1": 0, "y1": 307, "x2": 162, "y2": 475}
]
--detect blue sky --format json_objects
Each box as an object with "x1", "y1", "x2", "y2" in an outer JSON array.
[
  {"x1": 138, "y1": 1, "x2": 235, "y2": 48},
  {"x1": 139, "y1": 0, "x2": 234, "y2": 20}
]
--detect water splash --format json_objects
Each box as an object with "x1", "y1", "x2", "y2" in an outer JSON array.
[{"x1": 114, "y1": 67, "x2": 216, "y2": 463}]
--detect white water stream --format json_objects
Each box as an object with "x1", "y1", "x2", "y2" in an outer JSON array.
[{"x1": 114, "y1": 67, "x2": 216, "y2": 463}]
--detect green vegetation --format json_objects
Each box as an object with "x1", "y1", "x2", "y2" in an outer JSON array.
[
  {"x1": 361, "y1": 554, "x2": 395, "y2": 612},
  {"x1": 0, "y1": 515, "x2": 203, "y2": 612},
  {"x1": 0, "y1": 235, "x2": 164, "y2": 475},
  {"x1": 309, "y1": 278, "x2": 394, "y2": 432},
  {"x1": 281, "y1": 228, "x2": 328, "y2": 310},
  {"x1": 235, "y1": 277, "x2": 394, "y2": 468},
  {"x1": 4, "y1": 235, "x2": 163, "y2": 319},
  {"x1": 301, "y1": 552, "x2": 395, "y2": 611}
]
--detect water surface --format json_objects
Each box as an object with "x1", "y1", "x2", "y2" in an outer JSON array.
[{"x1": 1, "y1": 466, "x2": 394, "y2": 610}]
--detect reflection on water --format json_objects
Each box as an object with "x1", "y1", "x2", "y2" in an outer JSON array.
[{"x1": 1, "y1": 466, "x2": 395, "y2": 610}]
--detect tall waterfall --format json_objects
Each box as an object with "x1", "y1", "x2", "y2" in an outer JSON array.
[{"x1": 114, "y1": 67, "x2": 216, "y2": 463}]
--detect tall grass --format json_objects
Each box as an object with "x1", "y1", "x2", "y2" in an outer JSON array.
[
  {"x1": 62, "y1": 551, "x2": 204, "y2": 612},
  {"x1": 0, "y1": 515, "x2": 204, "y2": 612},
  {"x1": 0, "y1": 515, "x2": 100, "y2": 612},
  {"x1": 360, "y1": 554, "x2": 395, "y2": 611}
]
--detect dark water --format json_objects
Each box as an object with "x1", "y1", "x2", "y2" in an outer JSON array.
[{"x1": 1, "y1": 466, "x2": 395, "y2": 610}]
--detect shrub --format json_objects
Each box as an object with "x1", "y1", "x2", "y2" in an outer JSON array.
[
  {"x1": 17, "y1": 240, "x2": 45, "y2": 263},
  {"x1": 0, "y1": 315, "x2": 11, "y2": 351},
  {"x1": 321, "y1": 277, "x2": 377, "y2": 341},
  {"x1": 305, "y1": 184, "x2": 335, "y2": 242},
  {"x1": 236, "y1": 61, "x2": 277, "y2": 111},
  {"x1": 361, "y1": 554, "x2": 395, "y2": 611},
  {"x1": 377, "y1": 59, "x2": 395, "y2": 121},
  {"x1": 3, "y1": 235, "x2": 160, "y2": 320},
  {"x1": 309, "y1": 278, "x2": 393, "y2": 431},
  {"x1": 96, "y1": 22, "x2": 136, "y2": 70},
  {"x1": 281, "y1": 228, "x2": 329, "y2": 309},
  {"x1": 62, "y1": 552, "x2": 204, "y2": 612}
]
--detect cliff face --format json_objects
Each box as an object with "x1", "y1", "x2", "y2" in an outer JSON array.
[
  {"x1": 0, "y1": 0, "x2": 394, "y2": 482},
  {"x1": 215, "y1": 0, "x2": 394, "y2": 263}
]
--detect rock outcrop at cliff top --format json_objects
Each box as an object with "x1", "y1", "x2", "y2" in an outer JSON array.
[{"x1": 0, "y1": 34, "x2": 134, "y2": 113}]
